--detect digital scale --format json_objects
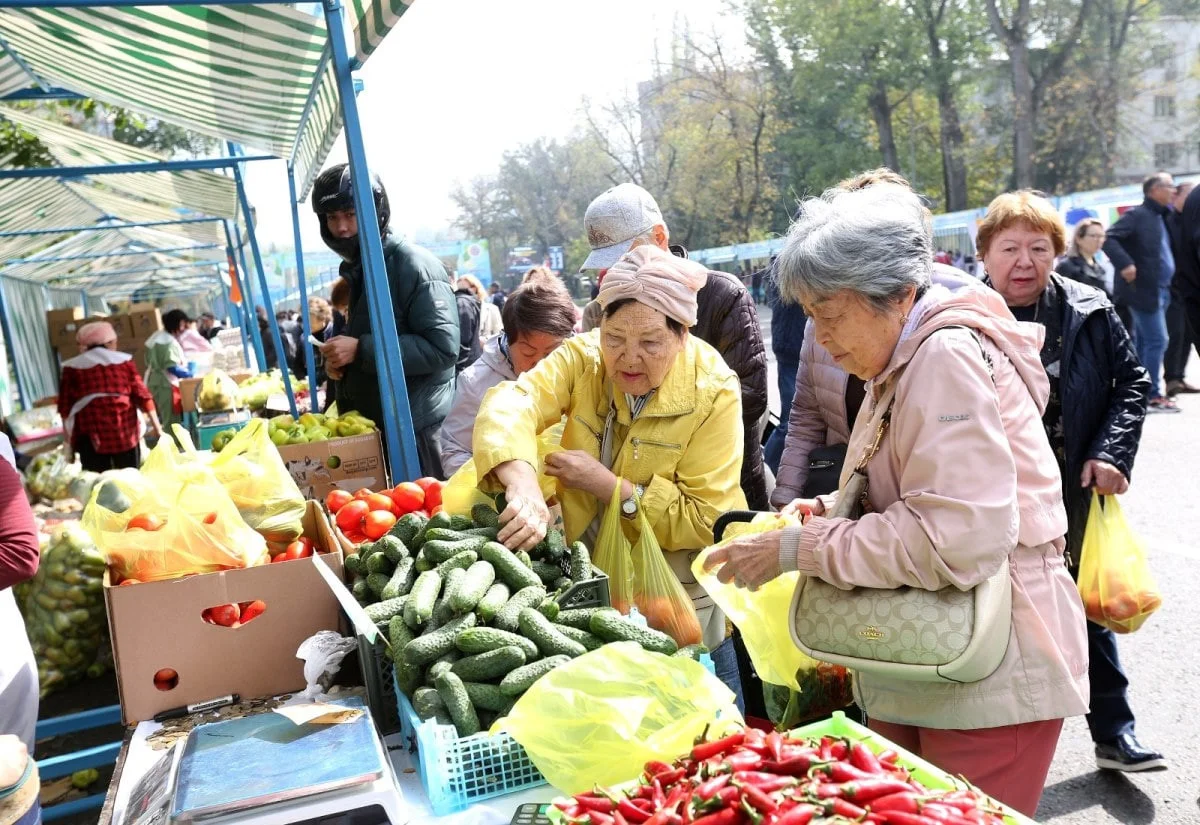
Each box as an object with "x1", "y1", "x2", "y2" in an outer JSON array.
[{"x1": 121, "y1": 697, "x2": 405, "y2": 825}]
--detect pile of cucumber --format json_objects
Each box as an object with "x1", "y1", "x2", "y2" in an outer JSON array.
[{"x1": 347, "y1": 502, "x2": 706, "y2": 738}]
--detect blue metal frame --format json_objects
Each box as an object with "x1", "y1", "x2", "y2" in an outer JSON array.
[
  {"x1": 0, "y1": 32, "x2": 48, "y2": 91},
  {"x1": 288, "y1": 46, "x2": 332, "y2": 168},
  {"x1": 0, "y1": 155, "x2": 274, "y2": 180},
  {"x1": 219, "y1": 245, "x2": 252, "y2": 366},
  {"x1": 0, "y1": 216, "x2": 223, "y2": 239},
  {"x1": 0, "y1": 278, "x2": 29, "y2": 409},
  {"x1": 47, "y1": 260, "x2": 220, "y2": 284},
  {"x1": 0, "y1": 87, "x2": 83, "y2": 101},
  {"x1": 226, "y1": 220, "x2": 268, "y2": 372},
  {"x1": 7, "y1": 243, "x2": 221, "y2": 265},
  {"x1": 323, "y1": 0, "x2": 419, "y2": 482},
  {"x1": 287, "y1": 164, "x2": 320, "y2": 403},
  {"x1": 34, "y1": 705, "x2": 121, "y2": 739}
]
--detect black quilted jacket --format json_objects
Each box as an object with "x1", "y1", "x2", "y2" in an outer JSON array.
[{"x1": 1052, "y1": 275, "x2": 1149, "y2": 563}]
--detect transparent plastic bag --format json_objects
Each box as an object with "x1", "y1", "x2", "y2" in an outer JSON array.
[
  {"x1": 592, "y1": 484, "x2": 635, "y2": 614},
  {"x1": 442, "y1": 421, "x2": 565, "y2": 516},
  {"x1": 195, "y1": 369, "x2": 240, "y2": 412},
  {"x1": 630, "y1": 498, "x2": 702, "y2": 648},
  {"x1": 207, "y1": 420, "x2": 305, "y2": 546},
  {"x1": 1078, "y1": 493, "x2": 1162, "y2": 634},
  {"x1": 502, "y1": 642, "x2": 741, "y2": 793},
  {"x1": 693, "y1": 514, "x2": 853, "y2": 724},
  {"x1": 81, "y1": 465, "x2": 268, "y2": 583}
]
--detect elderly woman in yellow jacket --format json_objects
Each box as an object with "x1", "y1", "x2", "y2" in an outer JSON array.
[{"x1": 473, "y1": 245, "x2": 748, "y2": 706}]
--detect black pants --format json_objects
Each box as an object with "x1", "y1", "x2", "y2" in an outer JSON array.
[
  {"x1": 1164, "y1": 289, "x2": 1193, "y2": 382},
  {"x1": 415, "y1": 422, "x2": 445, "y2": 480},
  {"x1": 1177, "y1": 286, "x2": 1200, "y2": 365},
  {"x1": 76, "y1": 440, "x2": 139, "y2": 473},
  {"x1": 1114, "y1": 302, "x2": 1135, "y2": 337},
  {"x1": 1085, "y1": 620, "x2": 1137, "y2": 743}
]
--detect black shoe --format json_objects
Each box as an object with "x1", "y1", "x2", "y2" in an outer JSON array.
[{"x1": 1095, "y1": 734, "x2": 1167, "y2": 772}]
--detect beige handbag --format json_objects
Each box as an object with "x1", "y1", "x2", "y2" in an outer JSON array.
[{"x1": 789, "y1": 337, "x2": 1012, "y2": 684}]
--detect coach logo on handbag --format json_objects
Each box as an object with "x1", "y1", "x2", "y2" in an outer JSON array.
[{"x1": 858, "y1": 626, "x2": 884, "y2": 640}]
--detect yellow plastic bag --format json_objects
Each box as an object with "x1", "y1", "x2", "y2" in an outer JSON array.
[
  {"x1": 195, "y1": 369, "x2": 240, "y2": 412},
  {"x1": 630, "y1": 499, "x2": 702, "y2": 648},
  {"x1": 81, "y1": 466, "x2": 268, "y2": 583},
  {"x1": 207, "y1": 420, "x2": 305, "y2": 547},
  {"x1": 693, "y1": 514, "x2": 853, "y2": 724},
  {"x1": 502, "y1": 642, "x2": 741, "y2": 793},
  {"x1": 592, "y1": 484, "x2": 635, "y2": 614},
  {"x1": 1077, "y1": 493, "x2": 1162, "y2": 634},
  {"x1": 442, "y1": 421, "x2": 565, "y2": 516}
]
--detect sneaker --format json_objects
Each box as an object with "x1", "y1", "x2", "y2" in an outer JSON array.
[
  {"x1": 1166, "y1": 379, "x2": 1200, "y2": 396},
  {"x1": 1095, "y1": 734, "x2": 1167, "y2": 772},
  {"x1": 1149, "y1": 396, "x2": 1182, "y2": 414}
]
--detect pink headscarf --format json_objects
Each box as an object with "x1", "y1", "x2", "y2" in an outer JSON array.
[
  {"x1": 76, "y1": 321, "x2": 117, "y2": 351},
  {"x1": 597, "y1": 246, "x2": 708, "y2": 327}
]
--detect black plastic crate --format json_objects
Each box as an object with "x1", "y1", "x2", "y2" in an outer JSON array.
[{"x1": 358, "y1": 634, "x2": 400, "y2": 736}]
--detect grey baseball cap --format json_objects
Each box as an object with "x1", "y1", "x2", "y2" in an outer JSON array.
[{"x1": 580, "y1": 183, "x2": 665, "y2": 271}]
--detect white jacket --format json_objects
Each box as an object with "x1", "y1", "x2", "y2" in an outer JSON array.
[{"x1": 439, "y1": 335, "x2": 517, "y2": 476}]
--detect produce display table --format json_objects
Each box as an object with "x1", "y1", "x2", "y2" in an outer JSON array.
[{"x1": 97, "y1": 694, "x2": 551, "y2": 825}]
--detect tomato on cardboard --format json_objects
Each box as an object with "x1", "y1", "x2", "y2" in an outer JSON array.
[
  {"x1": 390, "y1": 482, "x2": 425, "y2": 515},
  {"x1": 239, "y1": 600, "x2": 267, "y2": 623},
  {"x1": 270, "y1": 553, "x2": 288, "y2": 564},
  {"x1": 336, "y1": 500, "x2": 370, "y2": 532},
  {"x1": 363, "y1": 510, "x2": 397, "y2": 540},
  {"x1": 118, "y1": 578, "x2": 140, "y2": 586},
  {"x1": 153, "y1": 668, "x2": 178, "y2": 691},
  {"x1": 282, "y1": 541, "x2": 315, "y2": 560},
  {"x1": 326, "y1": 489, "x2": 354, "y2": 512},
  {"x1": 353, "y1": 488, "x2": 375, "y2": 501},
  {"x1": 127, "y1": 514, "x2": 165, "y2": 532},
  {"x1": 364, "y1": 493, "x2": 395, "y2": 513},
  {"x1": 204, "y1": 603, "x2": 241, "y2": 627}
]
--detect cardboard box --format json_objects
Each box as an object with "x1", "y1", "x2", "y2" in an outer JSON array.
[
  {"x1": 107, "y1": 314, "x2": 135, "y2": 340},
  {"x1": 180, "y1": 369, "x2": 256, "y2": 413},
  {"x1": 127, "y1": 303, "x2": 162, "y2": 339},
  {"x1": 46, "y1": 307, "x2": 83, "y2": 352},
  {"x1": 115, "y1": 338, "x2": 146, "y2": 373},
  {"x1": 103, "y1": 500, "x2": 345, "y2": 725},
  {"x1": 276, "y1": 432, "x2": 388, "y2": 502}
]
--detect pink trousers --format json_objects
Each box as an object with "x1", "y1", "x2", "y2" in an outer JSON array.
[{"x1": 868, "y1": 717, "x2": 1064, "y2": 817}]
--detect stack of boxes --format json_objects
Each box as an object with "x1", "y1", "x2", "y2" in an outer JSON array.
[{"x1": 44, "y1": 303, "x2": 162, "y2": 372}]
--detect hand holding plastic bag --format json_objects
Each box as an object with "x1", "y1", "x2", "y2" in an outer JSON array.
[
  {"x1": 1078, "y1": 493, "x2": 1161, "y2": 634},
  {"x1": 502, "y1": 642, "x2": 741, "y2": 793}
]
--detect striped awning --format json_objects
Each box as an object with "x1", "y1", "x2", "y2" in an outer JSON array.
[
  {"x1": 0, "y1": 108, "x2": 238, "y2": 219},
  {"x1": 0, "y1": 49, "x2": 27, "y2": 98},
  {"x1": 349, "y1": 0, "x2": 416, "y2": 66},
  {"x1": 0, "y1": 177, "x2": 99, "y2": 261}
]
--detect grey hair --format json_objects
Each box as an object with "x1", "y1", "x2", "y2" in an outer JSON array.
[{"x1": 775, "y1": 183, "x2": 933, "y2": 313}]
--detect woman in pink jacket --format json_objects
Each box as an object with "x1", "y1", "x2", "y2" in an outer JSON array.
[{"x1": 707, "y1": 183, "x2": 1088, "y2": 816}]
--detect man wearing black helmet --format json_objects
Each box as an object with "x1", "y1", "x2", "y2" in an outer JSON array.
[{"x1": 311, "y1": 164, "x2": 459, "y2": 477}]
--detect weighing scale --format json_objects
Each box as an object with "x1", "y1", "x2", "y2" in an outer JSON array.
[{"x1": 122, "y1": 697, "x2": 405, "y2": 825}]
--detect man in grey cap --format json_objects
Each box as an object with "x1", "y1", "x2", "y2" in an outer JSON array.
[{"x1": 579, "y1": 183, "x2": 769, "y2": 511}]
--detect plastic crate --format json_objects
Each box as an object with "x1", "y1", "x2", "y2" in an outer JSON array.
[
  {"x1": 395, "y1": 676, "x2": 547, "y2": 815},
  {"x1": 554, "y1": 564, "x2": 609, "y2": 609},
  {"x1": 358, "y1": 635, "x2": 401, "y2": 736}
]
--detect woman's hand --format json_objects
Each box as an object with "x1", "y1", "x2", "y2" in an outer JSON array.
[
  {"x1": 544, "y1": 450, "x2": 615, "y2": 499},
  {"x1": 1082, "y1": 459, "x2": 1129, "y2": 496},
  {"x1": 493, "y1": 460, "x2": 550, "y2": 552},
  {"x1": 780, "y1": 497, "x2": 824, "y2": 521},
  {"x1": 321, "y1": 336, "x2": 359, "y2": 370},
  {"x1": 702, "y1": 531, "x2": 784, "y2": 591}
]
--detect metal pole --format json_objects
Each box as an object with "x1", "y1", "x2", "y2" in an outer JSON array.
[
  {"x1": 79, "y1": 290, "x2": 87, "y2": 313},
  {"x1": 0, "y1": 216, "x2": 222, "y2": 239},
  {"x1": 10, "y1": 243, "x2": 222, "y2": 265},
  {"x1": 0, "y1": 155, "x2": 276, "y2": 180},
  {"x1": 230, "y1": 154, "x2": 298, "y2": 419},
  {"x1": 324, "y1": 0, "x2": 420, "y2": 482},
  {"x1": 224, "y1": 221, "x2": 267, "y2": 372},
  {"x1": 287, "y1": 164, "x2": 320, "y2": 409},
  {"x1": 0, "y1": 278, "x2": 28, "y2": 410}
]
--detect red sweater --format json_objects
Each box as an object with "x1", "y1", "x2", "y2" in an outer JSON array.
[{"x1": 0, "y1": 461, "x2": 39, "y2": 590}]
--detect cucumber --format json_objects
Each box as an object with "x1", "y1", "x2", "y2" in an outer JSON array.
[
  {"x1": 365, "y1": 552, "x2": 394, "y2": 575},
  {"x1": 404, "y1": 570, "x2": 442, "y2": 628},
  {"x1": 343, "y1": 553, "x2": 365, "y2": 577},
  {"x1": 435, "y1": 670, "x2": 480, "y2": 737},
  {"x1": 450, "y1": 560, "x2": 496, "y2": 614},
  {"x1": 551, "y1": 577, "x2": 573, "y2": 592},
  {"x1": 415, "y1": 553, "x2": 434, "y2": 573},
  {"x1": 536, "y1": 598, "x2": 560, "y2": 621},
  {"x1": 395, "y1": 658, "x2": 423, "y2": 697},
  {"x1": 426, "y1": 654, "x2": 460, "y2": 686},
  {"x1": 674, "y1": 644, "x2": 709, "y2": 661},
  {"x1": 475, "y1": 582, "x2": 510, "y2": 622},
  {"x1": 448, "y1": 515, "x2": 475, "y2": 531},
  {"x1": 364, "y1": 595, "x2": 408, "y2": 624},
  {"x1": 390, "y1": 512, "x2": 427, "y2": 545},
  {"x1": 494, "y1": 585, "x2": 548, "y2": 633},
  {"x1": 377, "y1": 535, "x2": 410, "y2": 563},
  {"x1": 568, "y1": 542, "x2": 593, "y2": 582},
  {"x1": 455, "y1": 627, "x2": 540, "y2": 661},
  {"x1": 518, "y1": 608, "x2": 587, "y2": 658},
  {"x1": 554, "y1": 607, "x2": 607, "y2": 631},
  {"x1": 381, "y1": 557, "x2": 417, "y2": 601},
  {"x1": 388, "y1": 614, "x2": 416, "y2": 656},
  {"x1": 403, "y1": 613, "x2": 477, "y2": 666},
  {"x1": 590, "y1": 609, "x2": 678, "y2": 655},
  {"x1": 412, "y1": 687, "x2": 446, "y2": 720},
  {"x1": 470, "y1": 503, "x2": 500, "y2": 529},
  {"x1": 480, "y1": 542, "x2": 542, "y2": 591},
  {"x1": 531, "y1": 560, "x2": 564, "y2": 585},
  {"x1": 427, "y1": 512, "x2": 454, "y2": 532},
  {"x1": 516, "y1": 550, "x2": 533, "y2": 569},
  {"x1": 499, "y1": 655, "x2": 571, "y2": 696},
  {"x1": 351, "y1": 577, "x2": 370, "y2": 603},
  {"x1": 462, "y1": 681, "x2": 512, "y2": 713},
  {"x1": 451, "y1": 645, "x2": 527, "y2": 681},
  {"x1": 424, "y1": 528, "x2": 473, "y2": 544},
  {"x1": 425, "y1": 537, "x2": 488, "y2": 564},
  {"x1": 555, "y1": 624, "x2": 604, "y2": 651},
  {"x1": 357, "y1": 541, "x2": 379, "y2": 561},
  {"x1": 535, "y1": 529, "x2": 568, "y2": 562},
  {"x1": 459, "y1": 526, "x2": 500, "y2": 540},
  {"x1": 366, "y1": 572, "x2": 391, "y2": 597},
  {"x1": 432, "y1": 568, "x2": 468, "y2": 624},
  {"x1": 435, "y1": 550, "x2": 479, "y2": 579}
]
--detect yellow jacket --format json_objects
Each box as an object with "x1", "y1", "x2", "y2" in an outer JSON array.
[{"x1": 473, "y1": 330, "x2": 747, "y2": 552}]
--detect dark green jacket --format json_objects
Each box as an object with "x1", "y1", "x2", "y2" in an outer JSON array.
[{"x1": 338, "y1": 234, "x2": 459, "y2": 433}]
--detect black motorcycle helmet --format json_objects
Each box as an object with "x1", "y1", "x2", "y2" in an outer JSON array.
[{"x1": 311, "y1": 163, "x2": 391, "y2": 262}]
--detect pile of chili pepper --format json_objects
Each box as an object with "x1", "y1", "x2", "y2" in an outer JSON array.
[{"x1": 552, "y1": 725, "x2": 1014, "y2": 825}]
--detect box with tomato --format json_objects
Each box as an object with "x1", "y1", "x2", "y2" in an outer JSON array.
[
  {"x1": 103, "y1": 500, "x2": 346, "y2": 725},
  {"x1": 325, "y1": 477, "x2": 444, "y2": 547}
]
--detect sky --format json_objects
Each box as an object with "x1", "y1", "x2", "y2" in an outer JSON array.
[{"x1": 242, "y1": 0, "x2": 741, "y2": 252}]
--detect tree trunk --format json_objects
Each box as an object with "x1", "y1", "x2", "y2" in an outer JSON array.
[
  {"x1": 935, "y1": 80, "x2": 969, "y2": 210},
  {"x1": 1010, "y1": 39, "x2": 1036, "y2": 189},
  {"x1": 867, "y1": 81, "x2": 901, "y2": 171}
]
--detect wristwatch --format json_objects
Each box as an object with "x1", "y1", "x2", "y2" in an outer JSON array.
[{"x1": 620, "y1": 484, "x2": 645, "y2": 518}]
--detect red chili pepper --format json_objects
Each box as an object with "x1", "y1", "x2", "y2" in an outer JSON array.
[
  {"x1": 613, "y1": 811, "x2": 630, "y2": 825},
  {"x1": 587, "y1": 812, "x2": 615, "y2": 825},
  {"x1": 697, "y1": 774, "x2": 732, "y2": 800},
  {"x1": 691, "y1": 808, "x2": 746, "y2": 825},
  {"x1": 731, "y1": 773, "x2": 796, "y2": 794},
  {"x1": 877, "y1": 750, "x2": 900, "y2": 765},
  {"x1": 828, "y1": 740, "x2": 849, "y2": 760},
  {"x1": 645, "y1": 761, "x2": 674, "y2": 777},
  {"x1": 916, "y1": 804, "x2": 966, "y2": 822},
  {"x1": 771, "y1": 804, "x2": 818, "y2": 825},
  {"x1": 878, "y1": 812, "x2": 939, "y2": 825},
  {"x1": 821, "y1": 761, "x2": 878, "y2": 783},
  {"x1": 637, "y1": 784, "x2": 657, "y2": 802},
  {"x1": 721, "y1": 751, "x2": 764, "y2": 773},
  {"x1": 765, "y1": 731, "x2": 784, "y2": 763},
  {"x1": 715, "y1": 787, "x2": 741, "y2": 806},
  {"x1": 849, "y1": 743, "x2": 885, "y2": 775},
  {"x1": 556, "y1": 800, "x2": 580, "y2": 812},
  {"x1": 664, "y1": 786, "x2": 688, "y2": 814},
  {"x1": 652, "y1": 779, "x2": 667, "y2": 808},
  {"x1": 864, "y1": 792, "x2": 922, "y2": 813},
  {"x1": 644, "y1": 810, "x2": 675, "y2": 825},
  {"x1": 576, "y1": 796, "x2": 617, "y2": 813},
  {"x1": 822, "y1": 798, "x2": 867, "y2": 819},
  {"x1": 692, "y1": 732, "x2": 746, "y2": 762},
  {"x1": 739, "y1": 784, "x2": 779, "y2": 815},
  {"x1": 655, "y1": 769, "x2": 687, "y2": 789},
  {"x1": 763, "y1": 756, "x2": 827, "y2": 777},
  {"x1": 777, "y1": 744, "x2": 819, "y2": 762},
  {"x1": 829, "y1": 779, "x2": 916, "y2": 803},
  {"x1": 682, "y1": 791, "x2": 695, "y2": 825},
  {"x1": 618, "y1": 799, "x2": 651, "y2": 824}
]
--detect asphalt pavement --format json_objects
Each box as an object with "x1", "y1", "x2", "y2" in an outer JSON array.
[{"x1": 754, "y1": 302, "x2": 1200, "y2": 824}]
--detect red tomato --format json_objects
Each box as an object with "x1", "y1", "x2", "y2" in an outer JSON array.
[
  {"x1": 153, "y1": 668, "x2": 179, "y2": 691},
  {"x1": 427, "y1": 504, "x2": 445, "y2": 518},
  {"x1": 363, "y1": 510, "x2": 397, "y2": 540},
  {"x1": 326, "y1": 489, "x2": 354, "y2": 513},
  {"x1": 353, "y1": 488, "x2": 375, "y2": 501},
  {"x1": 390, "y1": 482, "x2": 425, "y2": 515},
  {"x1": 282, "y1": 541, "x2": 315, "y2": 560},
  {"x1": 336, "y1": 500, "x2": 370, "y2": 532},
  {"x1": 202, "y1": 512, "x2": 218, "y2": 525},
  {"x1": 364, "y1": 493, "x2": 395, "y2": 513},
  {"x1": 127, "y1": 514, "x2": 165, "y2": 532},
  {"x1": 239, "y1": 600, "x2": 267, "y2": 623},
  {"x1": 421, "y1": 482, "x2": 443, "y2": 511},
  {"x1": 343, "y1": 531, "x2": 368, "y2": 545},
  {"x1": 205, "y1": 603, "x2": 241, "y2": 627},
  {"x1": 270, "y1": 553, "x2": 288, "y2": 564}
]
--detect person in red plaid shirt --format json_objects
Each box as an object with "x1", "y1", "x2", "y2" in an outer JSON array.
[{"x1": 56, "y1": 322, "x2": 163, "y2": 472}]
